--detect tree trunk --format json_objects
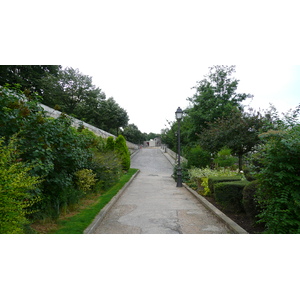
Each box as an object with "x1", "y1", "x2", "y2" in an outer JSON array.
[{"x1": 238, "y1": 153, "x2": 243, "y2": 171}]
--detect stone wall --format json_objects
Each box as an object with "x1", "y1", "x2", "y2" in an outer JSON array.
[
  {"x1": 39, "y1": 104, "x2": 139, "y2": 151},
  {"x1": 161, "y1": 145, "x2": 187, "y2": 164}
]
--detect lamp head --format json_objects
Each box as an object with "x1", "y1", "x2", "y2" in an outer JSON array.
[{"x1": 175, "y1": 107, "x2": 183, "y2": 120}]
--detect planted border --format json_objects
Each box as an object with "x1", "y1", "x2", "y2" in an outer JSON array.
[{"x1": 51, "y1": 168, "x2": 138, "y2": 234}]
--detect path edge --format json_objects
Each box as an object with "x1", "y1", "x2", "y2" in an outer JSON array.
[
  {"x1": 84, "y1": 169, "x2": 140, "y2": 234},
  {"x1": 183, "y1": 183, "x2": 248, "y2": 234}
]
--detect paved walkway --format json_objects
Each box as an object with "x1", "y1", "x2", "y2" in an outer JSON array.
[{"x1": 94, "y1": 148, "x2": 231, "y2": 234}]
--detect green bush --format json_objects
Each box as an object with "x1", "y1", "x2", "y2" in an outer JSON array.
[
  {"x1": 243, "y1": 167, "x2": 256, "y2": 181},
  {"x1": 75, "y1": 169, "x2": 97, "y2": 192},
  {"x1": 208, "y1": 176, "x2": 241, "y2": 195},
  {"x1": 186, "y1": 145, "x2": 211, "y2": 168},
  {"x1": 214, "y1": 180, "x2": 249, "y2": 212},
  {"x1": 213, "y1": 147, "x2": 237, "y2": 168},
  {"x1": 105, "y1": 136, "x2": 115, "y2": 152},
  {"x1": 115, "y1": 135, "x2": 130, "y2": 171},
  {"x1": 0, "y1": 136, "x2": 41, "y2": 233},
  {"x1": 256, "y1": 126, "x2": 300, "y2": 233},
  {"x1": 0, "y1": 85, "x2": 123, "y2": 220},
  {"x1": 242, "y1": 180, "x2": 259, "y2": 219},
  {"x1": 91, "y1": 151, "x2": 122, "y2": 190}
]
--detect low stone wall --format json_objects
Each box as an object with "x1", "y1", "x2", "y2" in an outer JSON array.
[
  {"x1": 39, "y1": 104, "x2": 139, "y2": 150},
  {"x1": 161, "y1": 145, "x2": 187, "y2": 164}
]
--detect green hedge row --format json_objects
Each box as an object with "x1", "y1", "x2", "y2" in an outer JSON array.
[
  {"x1": 208, "y1": 176, "x2": 241, "y2": 195},
  {"x1": 209, "y1": 176, "x2": 259, "y2": 217}
]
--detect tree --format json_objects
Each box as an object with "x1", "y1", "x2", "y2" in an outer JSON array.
[
  {"x1": 97, "y1": 97, "x2": 129, "y2": 135},
  {"x1": 123, "y1": 124, "x2": 145, "y2": 144},
  {"x1": 186, "y1": 65, "x2": 249, "y2": 142},
  {"x1": 198, "y1": 108, "x2": 265, "y2": 170},
  {"x1": 0, "y1": 65, "x2": 61, "y2": 95},
  {"x1": 55, "y1": 67, "x2": 105, "y2": 116}
]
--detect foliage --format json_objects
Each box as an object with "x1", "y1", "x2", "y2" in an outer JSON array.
[
  {"x1": 199, "y1": 108, "x2": 266, "y2": 170},
  {"x1": 186, "y1": 145, "x2": 211, "y2": 168},
  {"x1": 115, "y1": 135, "x2": 131, "y2": 171},
  {"x1": 105, "y1": 136, "x2": 115, "y2": 152},
  {"x1": 188, "y1": 167, "x2": 240, "y2": 196},
  {"x1": 186, "y1": 65, "x2": 249, "y2": 142},
  {"x1": 91, "y1": 151, "x2": 122, "y2": 190},
  {"x1": 242, "y1": 180, "x2": 260, "y2": 219},
  {"x1": 123, "y1": 123, "x2": 146, "y2": 144},
  {"x1": 75, "y1": 169, "x2": 97, "y2": 192},
  {"x1": 97, "y1": 97, "x2": 129, "y2": 135},
  {"x1": 256, "y1": 125, "x2": 300, "y2": 233},
  {"x1": 1, "y1": 65, "x2": 134, "y2": 140},
  {"x1": 188, "y1": 167, "x2": 239, "y2": 181},
  {"x1": 0, "y1": 65, "x2": 61, "y2": 95},
  {"x1": 52, "y1": 169, "x2": 138, "y2": 234},
  {"x1": 213, "y1": 147, "x2": 237, "y2": 168},
  {"x1": 0, "y1": 136, "x2": 41, "y2": 233},
  {"x1": 0, "y1": 86, "x2": 124, "y2": 220},
  {"x1": 214, "y1": 181, "x2": 249, "y2": 213},
  {"x1": 208, "y1": 176, "x2": 242, "y2": 196}
]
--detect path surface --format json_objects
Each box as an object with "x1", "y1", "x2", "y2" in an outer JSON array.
[{"x1": 94, "y1": 148, "x2": 231, "y2": 234}]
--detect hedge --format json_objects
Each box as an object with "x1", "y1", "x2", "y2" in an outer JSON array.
[
  {"x1": 214, "y1": 180, "x2": 249, "y2": 212},
  {"x1": 208, "y1": 176, "x2": 241, "y2": 195},
  {"x1": 242, "y1": 180, "x2": 259, "y2": 219}
]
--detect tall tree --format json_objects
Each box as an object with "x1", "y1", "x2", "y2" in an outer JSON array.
[
  {"x1": 0, "y1": 65, "x2": 61, "y2": 94},
  {"x1": 123, "y1": 124, "x2": 145, "y2": 144},
  {"x1": 97, "y1": 97, "x2": 129, "y2": 135},
  {"x1": 186, "y1": 65, "x2": 249, "y2": 142},
  {"x1": 56, "y1": 67, "x2": 104, "y2": 116}
]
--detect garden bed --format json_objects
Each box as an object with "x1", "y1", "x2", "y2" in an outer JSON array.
[
  {"x1": 186, "y1": 182, "x2": 265, "y2": 233},
  {"x1": 202, "y1": 195, "x2": 264, "y2": 233}
]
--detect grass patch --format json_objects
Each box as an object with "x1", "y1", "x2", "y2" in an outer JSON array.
[{"x1": 38, "y1": 169, "x2": 138, "y2": 234}]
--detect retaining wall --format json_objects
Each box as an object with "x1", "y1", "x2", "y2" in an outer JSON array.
[{"x1": 39, "y1": 104, "x2": 139, "y2": 151}]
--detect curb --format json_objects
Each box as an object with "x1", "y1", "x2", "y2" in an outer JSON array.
[
  {"x1": 84, "y1": 169, "x2": 140, "y2": 234},
  {"x1": 183, "y1": 183, "x2": 248, "y2": 234},
  {"x1": 160, "y1": 149, "x2": 248, "y2": 234}
]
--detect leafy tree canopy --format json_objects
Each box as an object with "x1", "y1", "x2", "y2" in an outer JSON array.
[{"x1": 186, "y1": 65, "x2": 250, "y2": 142}]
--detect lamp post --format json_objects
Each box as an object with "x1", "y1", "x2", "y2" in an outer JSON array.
[{"x1": 175, "y1": 107, "x2": 183, "y2": 187}]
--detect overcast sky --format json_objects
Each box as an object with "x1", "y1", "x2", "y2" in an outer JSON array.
[{"x1": 2, "y1": 0, "x2": 300, "y2": 134}]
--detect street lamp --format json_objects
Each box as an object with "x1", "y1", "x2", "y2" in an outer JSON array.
[{"x1": 175, "y1": 107, "x2": 183, "y2": 187}]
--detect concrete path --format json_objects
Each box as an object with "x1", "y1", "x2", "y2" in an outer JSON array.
[{"x1": 94, "y1": 148, "x2": 231, "y2": 234}]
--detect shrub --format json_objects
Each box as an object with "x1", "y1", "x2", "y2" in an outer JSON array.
[
  {"x1": 0, "y1": 86, "x2": 97, "y2": 219},
  {"x1": 91, "y1": 151, "x2": 122, "y2": 190},
  {"x1": 208, "y1": 176, "x2": 241, "y2": 195},
  {"x1": 188, "y1": 167, "x2": 241, "y2": 196},
  {"x1": 243, "y1": 167, "x2": 256, "y2": 181},
  {"x1": 214, "y1": 180, "x2": 249, "y2": 212},
  {"x1": 242, "y1": 180, "x2": 259, "y2": 219},
  {"x1": 256, "y1": 126, "x2": 300, "y2": 233},
  {"x1": 186, "y1": 145, "x2": 211, "y2": 168},
  {"x1": 115, "y1": 135, "x2": 130, "y2": 171},
  {"x1": 213, "y1": 147, "x2": 237, "y2": 168},
  {"x1": 0, "y1": 136, "x2": 41, "y2": 233},
  {"x1": 105, "y1": 136, "x2": 115, "y2": 152},
  {"x1": 75, "y1": 169, "x2": 96, "y2": 192}
]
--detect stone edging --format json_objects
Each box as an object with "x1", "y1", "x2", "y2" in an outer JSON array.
[
  {"x1": 183, "y1": 183, "x2": 248, "y2": 234},
  {"x1": 160, "y1": 148, "x2": 248, "y2": 234},
  {"x1": 84, "y1": 169, "x2": 140, "y2": 234}
]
